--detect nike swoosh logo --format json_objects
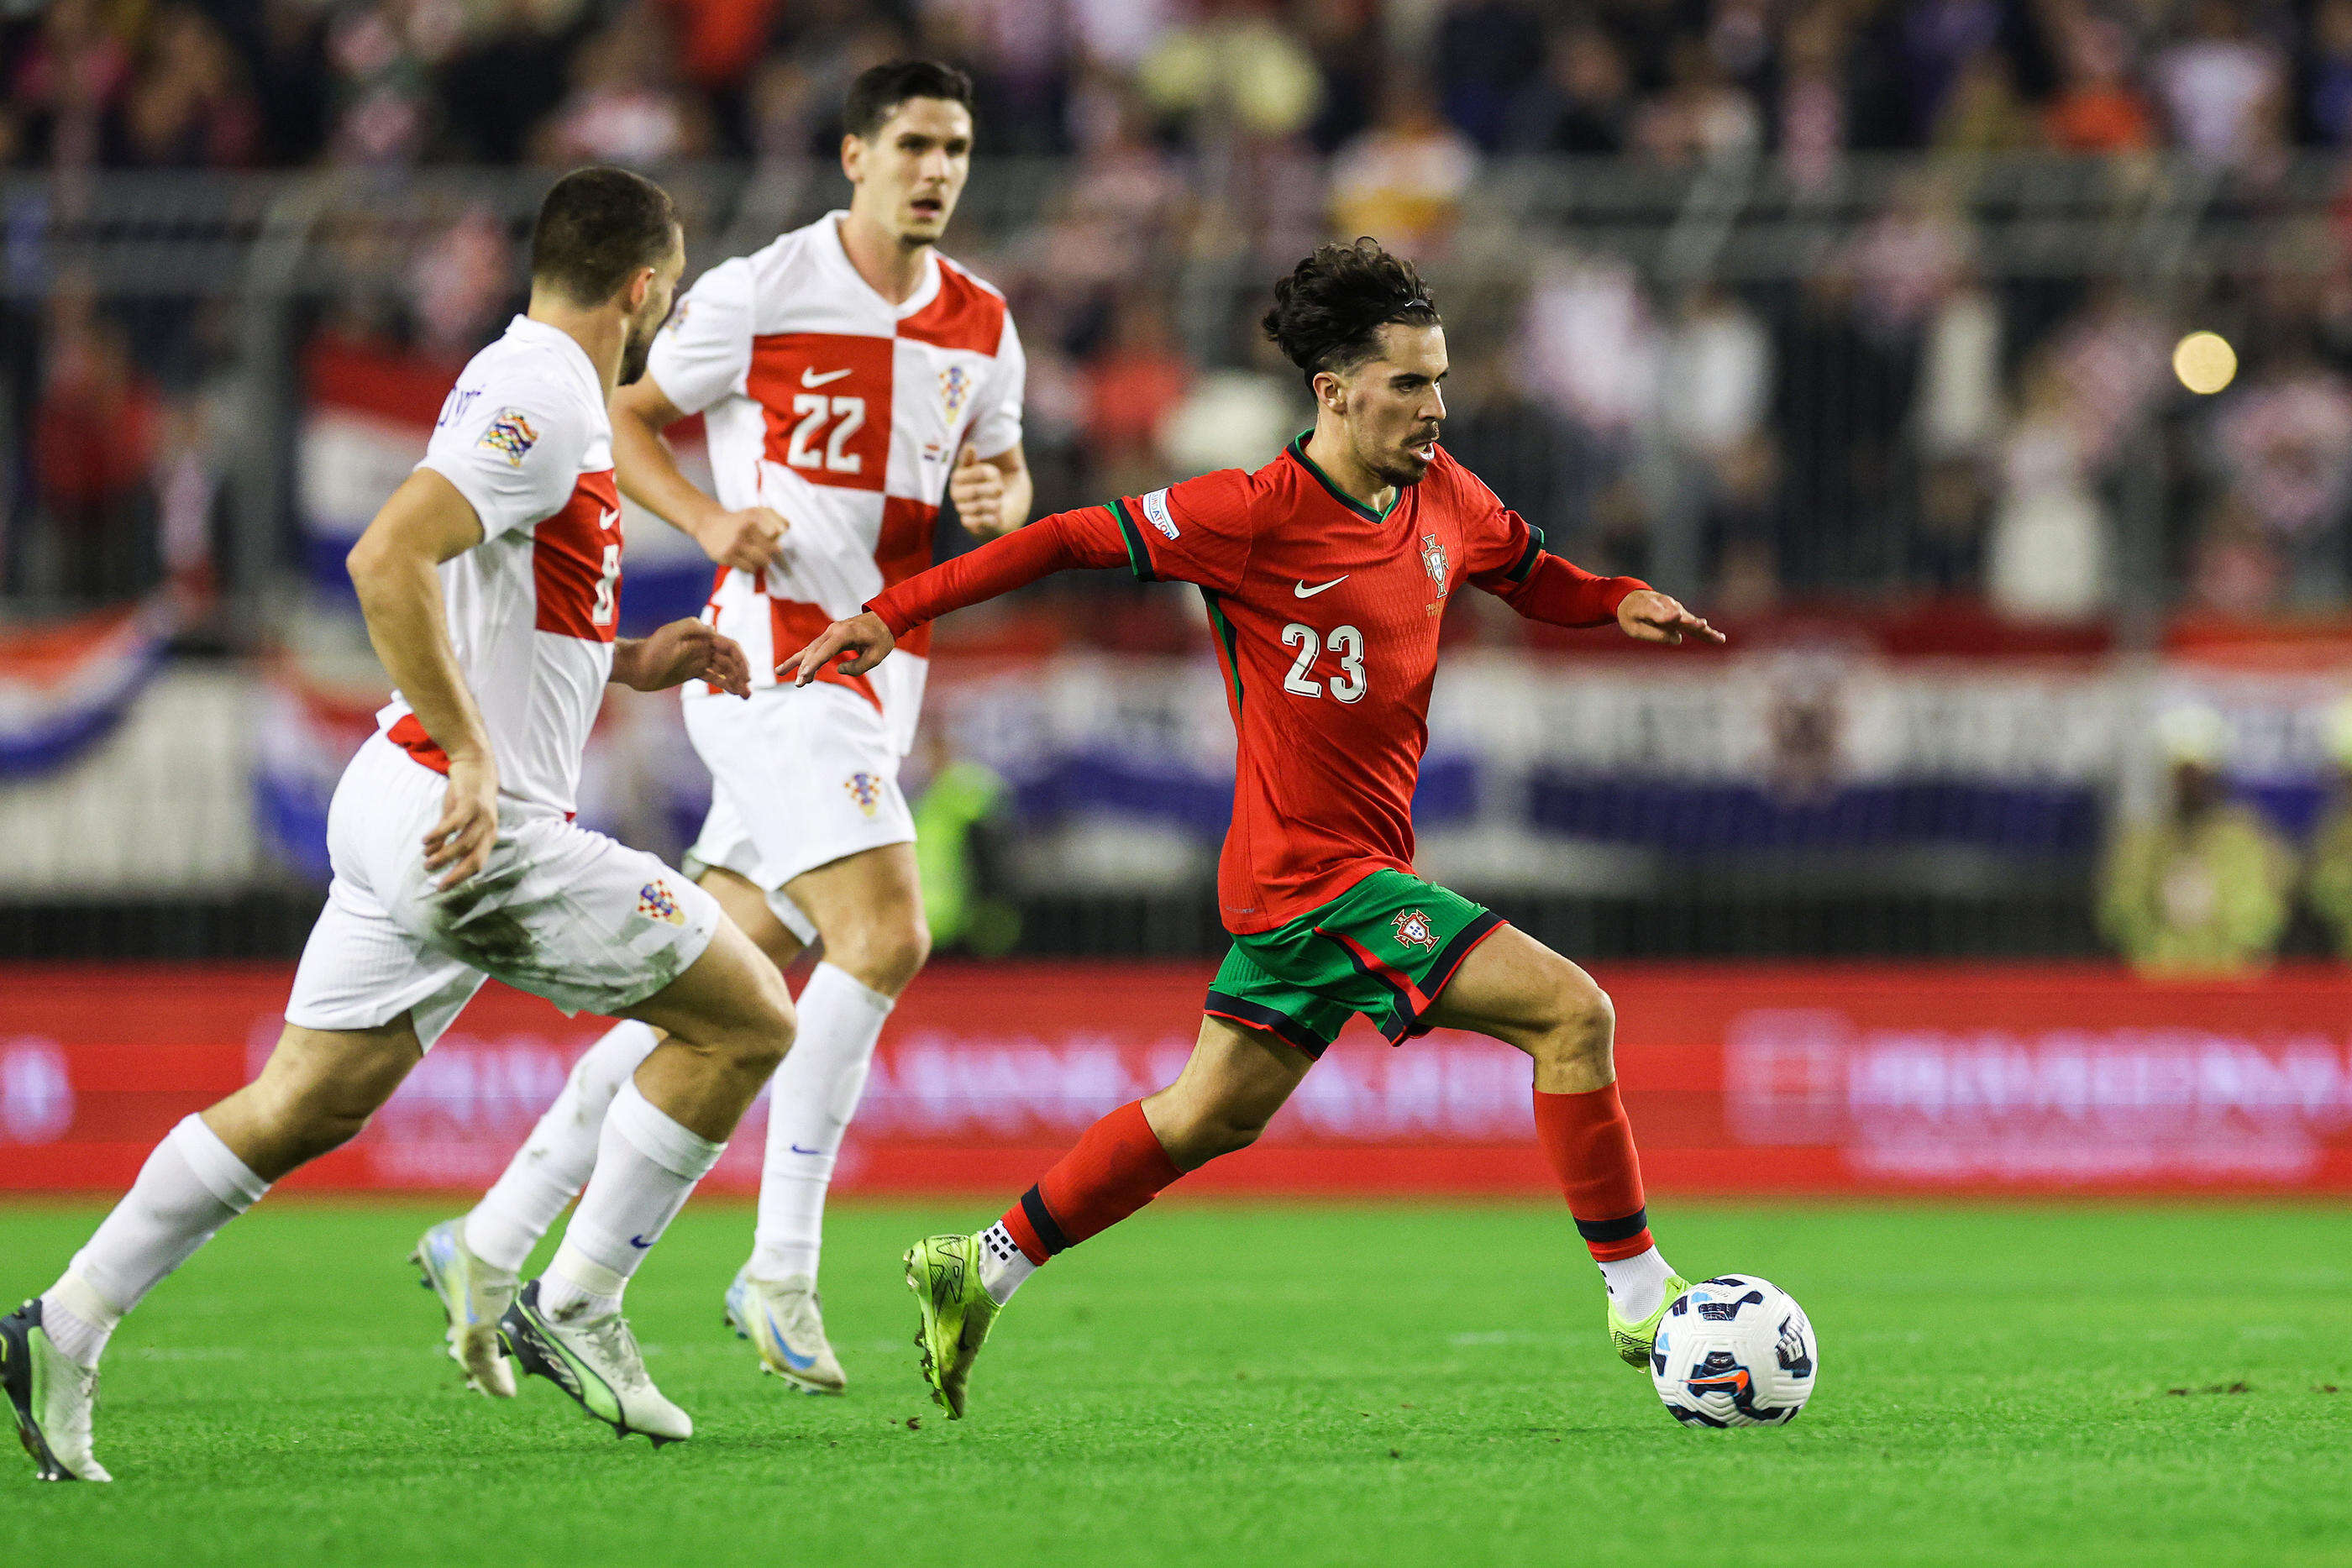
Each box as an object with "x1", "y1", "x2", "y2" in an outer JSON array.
[
  {"x1": 801, "y1": 366, "x2": 852, "y2": 388},
  {"x1": 764, "y1": 1308, "x2": 817, "y2": 1370},
  {"x1": 1294, "y1": 576, "x2": 1348, "y2": 597},
  {"x1": 790, "y1": 1144, "x2": 823, "y2": 1156},
  {"x1": 628, "y1": 1234, "x2": 654, "y2": 1249},
  {"x1": 598, "y1": 507, "x2": 620, "y2": 533}
]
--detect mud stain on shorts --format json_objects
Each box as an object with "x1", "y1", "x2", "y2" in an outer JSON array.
[{"x1": 432, "y1": 864, "x2": 536, "y2": 968}]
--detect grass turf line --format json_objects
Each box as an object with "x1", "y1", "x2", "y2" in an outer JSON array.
[{"x1": 3, "y1": 1198, "x2": 2348, "y2": 1568}]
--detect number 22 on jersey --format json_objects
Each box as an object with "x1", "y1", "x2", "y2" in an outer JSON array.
[{"x1": 1282, "y1": 622, "x2": 1366, "y2": 703}]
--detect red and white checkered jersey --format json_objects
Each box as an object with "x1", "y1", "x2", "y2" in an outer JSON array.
[
  {"x1": 646, "y1": 212, "x2": 1024, "y2": 753},
  {"x1": 375, "y1": 315, "x2": 623, "y2": 816}
]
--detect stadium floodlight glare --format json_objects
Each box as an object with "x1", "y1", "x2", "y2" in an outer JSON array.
[{"x1": 2173, "y1": 330, "x2": 2238, "y2": 395}]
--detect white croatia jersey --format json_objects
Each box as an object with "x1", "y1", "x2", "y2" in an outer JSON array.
[
  {"x1": 377, "y1": 314, "x2": 622, "y2": 816},
  {"x1": 646, "y1": 211, "x2": 1025, "y2": 754}
]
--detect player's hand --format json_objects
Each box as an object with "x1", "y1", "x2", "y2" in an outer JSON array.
[
  {"x1": 622, "y1": 618, "x2": 752, "y2": 697},
  {"x1": 949, "y1": 446, "x2": 1015, "y2": 541},
  {"x1": 790, "y1": 611, "x2": 896, "y2": 685},
  {"x1": 696, "y1": 506, "x2": 790, "y2": 574},
  {"x1": 423, "y1": 751, "x2": 500, "y2": 890},
  {"x1": 1617, "y1": 590, "x2": 1726, "y2": 647}
]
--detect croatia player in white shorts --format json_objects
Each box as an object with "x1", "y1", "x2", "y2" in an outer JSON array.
[
  {"x1": 423, "y1": 60, "x2": 1031, "y2": 1395},
  {"x1": 3, "y1": 170, "x2": 799, "y2": 1481}
]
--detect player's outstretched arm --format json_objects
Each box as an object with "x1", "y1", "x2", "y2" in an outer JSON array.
[
  {"x1": 612, "y1": 618, "x2": 753, "y2": 696},
  {"x1": 611, "y1": 376, "x2": 788, "y2": 575},
  {"x1": 346, "y1": 468, "x2": 501, "y2": 889},
  {"x1": 790, "y1": 503, "x2": 1132, "y2": 684}
]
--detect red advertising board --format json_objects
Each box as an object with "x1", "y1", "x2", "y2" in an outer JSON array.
[{"x1": 4, "y1": 960, "x2": 2351, "y2": 1196}]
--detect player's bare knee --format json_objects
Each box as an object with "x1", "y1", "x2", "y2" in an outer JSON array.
[
  {"x1": 1536, "y1": 973, "x2": 1614, "y2": 1076},
  {"x1": 827, "y1": 908, "x2": 929, "y2": 996}
]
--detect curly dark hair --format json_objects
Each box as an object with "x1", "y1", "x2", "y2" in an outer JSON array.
[{"x1": 1261, "y1": 239, "x2": 1441, "y2": 386}]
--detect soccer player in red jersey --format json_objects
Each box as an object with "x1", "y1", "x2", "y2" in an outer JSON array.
[{"x1": 794, "y1": 239, "x2": 1726, "y2": 1419}]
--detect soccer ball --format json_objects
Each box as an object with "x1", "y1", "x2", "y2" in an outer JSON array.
[{"x1": 1648, "y1": 1274, "x2": 1816, "y2": 1428}]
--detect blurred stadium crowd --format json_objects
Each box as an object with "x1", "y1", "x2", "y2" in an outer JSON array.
[
  {"x1": 8, "y1": 0, "x2": 2352, "y2": 621},
  {"x1": 11, "y1": 0, "x2": 2352, "y2": 965}
]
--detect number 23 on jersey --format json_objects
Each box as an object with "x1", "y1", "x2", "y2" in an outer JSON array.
[{"x1": 1282, "y1": 622, "x2": 1366, "y2": 703}]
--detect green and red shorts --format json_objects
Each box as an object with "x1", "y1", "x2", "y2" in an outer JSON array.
[{"x1": 1203, "y1": 869, "x2": 1505, "y2": 1058}]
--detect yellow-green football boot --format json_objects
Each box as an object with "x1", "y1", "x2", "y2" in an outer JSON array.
[
  {"x1": 902, "y1": 1234, "x2": 1000, "y2": 1419},
  {"x1": 1608, "y1": 1274, "x2": 1693, "y2": 1368}
]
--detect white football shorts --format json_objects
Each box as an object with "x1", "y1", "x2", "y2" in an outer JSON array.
[
  {"x1": 285, "y1": 732, "x2": 721, "y2": 1048},
  {"x1": 680, "y1": 680, "x2": 916, "y2": 946}
]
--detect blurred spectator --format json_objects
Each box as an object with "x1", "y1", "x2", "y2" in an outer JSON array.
[
  {"x1": 2211, "y1": 347, "x2": 2352, "y2": 597},
  {"x1": 411, "y1": 206, "x2": 517, "y2": 357},
  {"x1": 1774, "y1": 4, "x2": 1849, "y2": 188},
  {"x1": 1987, "y1": 356, "x2": 2108, "y2": 618},
  {"x1": 2301, "y1": 696, "x2": 2352, "y2": 955},
  {"x1": 1661, "y1": 286, "x2": 1770, "y2": 461},
  {"x1": 8, "y1": 0, "x2": 133, "y2": 173},
  {"x1": 1507, "y1": 24, "x2": 1632, "y2": 155},
  {"x1": 1434, "y1": 0, "x2": 1546, "y2": 151},
  {"x1": 235, "y1": 0, "x2": 332, "y2": 166},
  {"x1": 911, "y1": 728, "x2": 1018, "y2": 957},
  {"x1": 31, "y1": 302, "x2": 163, "y2": 602},
  {"x1": 2043, "y1": 12, "x2": 2156, "y2": 153},
  {"x1": 118, "y1": 6, "x2": 259, "y2": 169},
  {"x1": 1931, "y1": 46, "x2": 2037, "y2": 154},
  {"x1": 532, "y1": 3, "x2": 712, "y2": 167},
  {"x1": 324, "y1": 1, "x2": 442, "y2": 167},
  {"x1": 1630, "y1": 33, "x2": 1761, "y2": 167},
  {"x1": 441, "y1": 3, "x2": 578, "y2": 165},
  {"x1": 1328, "y1": 80, "x2": 1478, "y2": 256},
  {"x1": 1901, "y1": 0, "x2": 2006, "y2": 140},
  {"x1": 1518, "y1": 249, "x2": 1658, "y2": 448},
  {"x1": 1083, "y1": 293, "x2": 1192, "y2": 495},
  {"x1": 1138, "y1": 10, "x2": 1324, "y2": 141},
  {"x1": 2154, "y1": 0, "x2": 2286, "y2": 172},
  {"x1": 2098, "y1": 705, "x2": 2293, "y2": 976},
  {"x1": 1914, "y1": 275, "x2": 2002, "y2": 460},
  {"x1": 2306, "y1": 0, "x2": 2352, "y2": 145}
]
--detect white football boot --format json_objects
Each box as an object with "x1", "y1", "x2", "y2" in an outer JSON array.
[
  {"x1": 2, "y1": 1300, "x2": 110, "y2": 1481},
  {"x1": 412, "y1": 1219, "x2": 518, "y2": 1397},
  {"x1": 500, "y1": 1282, "x2": 692, "y2": 1446},
  {"x1": 722, "y1": 1268, "x2": 847, "y2": 1395}
]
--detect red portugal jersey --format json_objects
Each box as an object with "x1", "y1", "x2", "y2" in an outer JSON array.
[
  {"x1": 868, "y1": 434, "x2": 1645, "y2": 936},
  {"x1": 1108, "y1": 437, "x2": 1620, "y2": 932}
]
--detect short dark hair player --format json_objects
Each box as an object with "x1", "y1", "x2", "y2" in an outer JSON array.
[{"x1": 796, "y1": 238, "x2": 1725, "y2": 1419}]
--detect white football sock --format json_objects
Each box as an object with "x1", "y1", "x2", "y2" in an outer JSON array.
[
  {"x1": 465, "y1": 1020, "x2": 663, "y2": 1274},
  {"x1": 541, "y1": 1078, "x2": 723, "y2": 1319},
  {"x1": 748, "y1": 962, "x2": 890, "y2": 1282},
  {"x1": 1599, "y1": 1245, "x2": 1677, "y2": 1323},
  {"x1": 975, "y1": 1221, "x2": 1037, "y2": 1306},
  {"x1": 43, "y1": 1114, "x2": 269, "y2": 1366}
]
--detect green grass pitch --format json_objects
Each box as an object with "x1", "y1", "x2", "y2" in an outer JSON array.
[{"x1": 4, "y1": 1198, "x2": 2349, "y2": 1568}]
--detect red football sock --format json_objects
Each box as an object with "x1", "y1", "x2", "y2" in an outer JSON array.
[
  {"x1": 1532, "y1": 1082, "x2": 1654, "y2": 1261},
  {"x1": 1000, "y1": 1100, "x2": 1184, "y2": 1264}
]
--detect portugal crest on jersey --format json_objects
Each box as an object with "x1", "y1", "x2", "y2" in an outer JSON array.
[
  {"x1": 1420, "y1": 532, "x2": 1448, "y2": 590},
  {"x1": 1392, "y1": 908, "x2": 1440, "y2": 952}
]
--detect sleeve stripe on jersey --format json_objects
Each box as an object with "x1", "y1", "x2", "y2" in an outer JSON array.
[
  {"x1": 1107, "y1": 498, "x2": 1157, "y2": 583},
  {"x1": 1201, "y1": 589, "x2": 1245, "y2": 713},
  {"x1": 1505, "y1": 524, "x2": 1547, "y2": 584}
]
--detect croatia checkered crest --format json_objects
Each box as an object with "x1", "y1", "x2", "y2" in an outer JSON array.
[{"x1": 1649, "y1": 1273, "x2": 1816, "y2": 1428}]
